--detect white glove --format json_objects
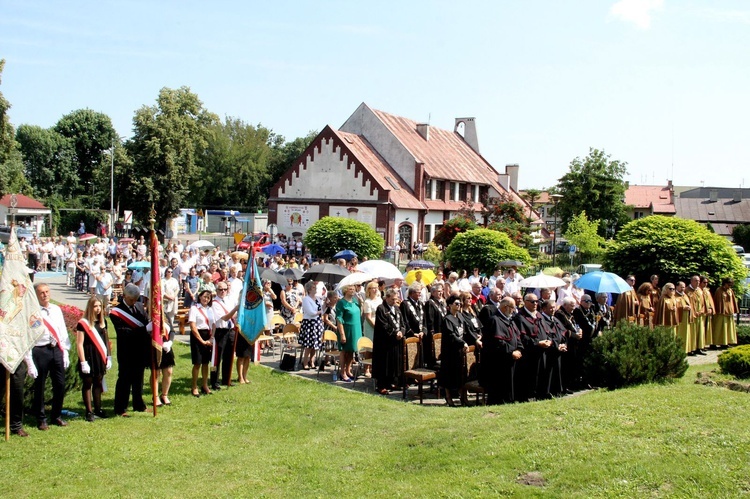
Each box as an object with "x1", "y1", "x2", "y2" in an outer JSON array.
[
  {"x1": 25, "y1": 355, "x2": 38, "y2": 379},
  {"x1": 106, "y1": 356, "x2": 112, "y2": 370},
  {"x1": 63, "y1": 350, "x2": 70, "y2": 369},
  {"x1": 80, "y1": 361, "x2": 91, "y2": 374},
  {"x1": 162, "y1": 341, "x2": 172, "y2": 353}
]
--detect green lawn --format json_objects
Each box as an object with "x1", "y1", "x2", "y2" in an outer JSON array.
[{"x1": 4, "y1": 342, "x2": 749, "y2": 498}]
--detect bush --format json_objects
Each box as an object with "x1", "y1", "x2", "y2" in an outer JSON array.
[
  {"x1": 303, "y1": 216, "x2": 384, "y2": 260},
  {"x1": 736, "y1": 325, "x2": 750, "y2": 346},
  {"x1": 718, "y1": 345, "x2": 750, "y2": 378},
  {"x1": 432, "y1": 216, "x2": 477, "y2": 248},
  {"x1": 584, "y1": 323, "x2": 688, "y2": 389},
  {"x1": 444, "y1": 228, "x2": 531, "y2": 276}
]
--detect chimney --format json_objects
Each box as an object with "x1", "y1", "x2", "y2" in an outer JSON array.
[
  {"x1": 505, "y1": 164, "x2": 519, "y2": 192},
  {"x1": 709, "y1": 189, "x2": 718, "y2": 203},
  {"x1": 498, "y1": 173, "x2": 510, "y2": 191},
  {"x1": 415, "y1": 162, "x2": 425, "y2": 202},
  {"x1": 455, "y1": 117, "x2": 479, "y2": 154},
  {"x1": 734, "y1": 190, "x2": 742, "y2": 203},
  {"x1": 416, "y1": 123, "x2": 430, "y2": 141}
]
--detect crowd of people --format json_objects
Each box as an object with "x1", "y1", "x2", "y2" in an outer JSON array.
[{"x1": 1, "y1": 232, "x2": 742, "y2": 436}]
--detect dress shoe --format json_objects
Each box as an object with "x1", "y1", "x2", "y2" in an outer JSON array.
[
  {"x1": 444, "y1": 396, "x2": 456, "y2": 407},
  {"x1": 211, "y1": 384, "x2": 222, "y2": 391},
  {"x1": 697, "y1": 350, "x2": 708, "y2": 356},
  {"x1": 13, "y1": 428, "x2": 29, "y2": 437},
  {"x1": 85, "y1": 412, "x2": 95, "y2": 422},
  {"x1": 52, "y1": 418, "x2": 68, "y2": 427},
  {"x1": 37, "y1": 421, "x2": 49, "y2": 431},
  {"x1": 94, "y1": 410, "x2": 108, "y2": 419},
  {"x1": 564, "y1": 388, "x2": 575, "y2": 395},
  {"x1": 201, "y1": 386, "x2": 212, "y2": 395}
]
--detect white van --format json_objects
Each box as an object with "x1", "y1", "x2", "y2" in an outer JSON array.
[{"x1": 576, "y1": 263, "x2": 602, "y2": 275}]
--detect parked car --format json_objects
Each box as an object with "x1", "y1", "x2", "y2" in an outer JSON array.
[
  {"x1": 732, "y1": 244, "x2": 745, "y2": 255},
  {"x1": 576, "y1": 263, "x2": 602, "y2": 275},
  {"x1": 0, "y1": 225, "x2": 34, "y2": 244},
  {"x1": 236, "y1": 232, "x2": 270, "y2": 252}
]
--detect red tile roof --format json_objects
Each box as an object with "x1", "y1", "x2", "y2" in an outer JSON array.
[
  {"x1": 0, "y1": 194, "x2": 47, "y2": 210},
  {"x1": 625, "y1": 185, "x2": 676, "y2": 214},
  {"x1": 332, "y1": 129, "x2": 425, "y2": 210}
]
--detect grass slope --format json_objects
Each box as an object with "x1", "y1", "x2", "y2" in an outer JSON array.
[{"x1": 3, "y1": 343, "x2": 749, "y2": 498}]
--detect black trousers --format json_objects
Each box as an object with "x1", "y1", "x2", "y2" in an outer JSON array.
[
  {"x1": 0, "y1": 362, "x2": 27, "y2": 431},
  {"x1": 31, "y1": 345, "x2": 66, "y2": 422},
  {"x1": 210, "y1": 328, "x2": 235, "y2": 386},
  {"x1": 114, "y1": 360, "x2": 146, "y2": 414}
]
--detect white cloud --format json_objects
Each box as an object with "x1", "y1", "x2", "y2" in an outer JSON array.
[{"x1": 609, "y1": 0, "x2": 664, "y2": 29}]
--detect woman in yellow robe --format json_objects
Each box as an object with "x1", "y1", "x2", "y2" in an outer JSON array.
[
  {"x1": 674, "y1": 282, "x2": 694, "y2": 354},
  {"x1": 654, "y1": 283, "x2": 679, "y2": 338},
  {"x1": 712, "y1": 278, "x2": 738, "y2": 347}
]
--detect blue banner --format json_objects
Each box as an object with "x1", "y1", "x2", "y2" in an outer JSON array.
[{"x1": 238, "y1": 255, "x2": 268, "y2": 343}]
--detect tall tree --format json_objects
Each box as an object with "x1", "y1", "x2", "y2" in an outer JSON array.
[
  {"x1": 54, "y1": 109, "x2": 118, "y2": 193},
  {"x1": 563, "y1": 210, "x2": 606, "y2": 261},
  {"x1": 522, "y1": 188, "x2": 543, "y2": 217},
  {"x1": 0, "y1": 59, "x2": 29, "y2": 196},
  {"x1": 556, "y1": 148, "x2": 629, "y2": 237},
  {"x1": 16, "y1": 124, "x2": 78, "y2": 199},
  {"x1": 128, "y1": 86, "x2": 218, "y2": 227},
  {"x1": 193, "y1": 117, "x2": 274, "y2": 209}
]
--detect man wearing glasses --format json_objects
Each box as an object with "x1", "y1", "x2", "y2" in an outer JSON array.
[
  {"x1": 480, "y1": 296, "x2": 523, "y2": 405},
  {"x1": 514, "y1": 293, "x2": 552, "y2": 401}
]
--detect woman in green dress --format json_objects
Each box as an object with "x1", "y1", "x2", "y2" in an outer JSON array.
[{"x1": 336, "y1": 285, "x2": 362, "y2": 382}]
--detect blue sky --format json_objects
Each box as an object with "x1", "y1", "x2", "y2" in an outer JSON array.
[{"x1": 1, "y1": 0, "x2": 748, "y2": 190}]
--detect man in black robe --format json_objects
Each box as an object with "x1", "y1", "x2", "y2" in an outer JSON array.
[
  {"x1": 539, "y1": 299, "x2": 568, "y2": 397},
  {"x1": 480, "y1": 296, "x2": 523, "y2": 404},
  {"x1": 422, "y1": 284, "x2": 446, "y2": 368},
  {"x1": 373, "y1": 288, "x2": 405, "y2": 394},
  {"x1": 573, "y1": 294, "x2": 596, "y2": 388},
  {"x1": 555, "y1": 297, "x2": 583, "y2": 390},
  {"x1": 514, "y1": 293, "x2": 552, "y2": 401},
  {"x1": 400, "y1": 283, "x2": 425, "y2": 339}
]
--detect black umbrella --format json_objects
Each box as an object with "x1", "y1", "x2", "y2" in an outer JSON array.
[
  {"x1": 281, "y1": 267, "x2": 304, "y2": 280},
  {"x1": 260, "y1": 267, "x2": 288, "y2": 286},
  {"x1": 497, "y1": 259, "x2": 525, "y2": 268},
  {"x1": 303, "y1": 263, "x2": 350, "y2": 286},
  {"x1": 407, "y1": 259, "x2": 436, "y2": 269}
]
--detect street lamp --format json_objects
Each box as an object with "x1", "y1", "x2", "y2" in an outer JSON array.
[
  {"x1": 550, "y1": 193, "x2": 563, "y2": 266},
  {"x1": 110, "y1": 136, "x2": 125, "y2": 237}
]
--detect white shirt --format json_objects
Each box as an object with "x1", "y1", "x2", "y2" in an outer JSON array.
[
  {"x1": 188, "y1": 304, "x2": 215, "y2": 330},
  {"x1": 212, "y1": 296, "x2": 236, "y2": 328}
]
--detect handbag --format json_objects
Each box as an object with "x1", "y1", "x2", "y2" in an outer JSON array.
[{"x1": 280, "y1": 353, "x2": 297, "y2": 371}]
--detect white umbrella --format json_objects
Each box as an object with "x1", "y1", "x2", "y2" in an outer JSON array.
[
  {"x1": 336, "y1": 271, "x2": 376, "y2": 290},
  {"x1": 357, "y1": 260, "x2": 402, "y2": 280},
  {"x1": 188, "y1": 240, "x2": 215, "y2": 250},
  {"x1": 519, "y1": 273, "x2": 566, "y2": 289}
]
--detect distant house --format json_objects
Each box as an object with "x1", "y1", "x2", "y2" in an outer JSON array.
[
  {"x1": 624, "y1": 181, "x2": 676, "y2": 219},
  {"x1": 674, "y1": 187, "x2": 750, "y2": 238},
  {"x1": 0, "y1": 194, "x2": 51, "y2": 234},
  {"x1": 267, "y1": 103, "x2": 539, "y2": 249}
]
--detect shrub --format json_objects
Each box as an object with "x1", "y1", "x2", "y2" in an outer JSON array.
[
  {"x1": 584, "y1": 323, "x2": 688, "y2": 389},
  {"x1": 303, "y1": 217, "x2": 384, "y2": 260},
  {"x1": 432, "y1": 216, "x2": 477, "y2": 248},
  {"x1": 444, "y1": 228, "x2": 532, "y2": 277},
  {"x1": 736, "y1": 325, "x2": 750, "y2": 346},
  {"x1": 718, "y1": 345, "x2": 750, "y2": 378}
]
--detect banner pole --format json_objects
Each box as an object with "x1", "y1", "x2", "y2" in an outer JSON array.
[{"x1": 5, "y1": 371, "x2": 10, "y2": 441}]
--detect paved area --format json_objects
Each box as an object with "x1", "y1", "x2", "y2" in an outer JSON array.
[{"x1": 34, "y1": 267, "x2": 723, "y2": 407}]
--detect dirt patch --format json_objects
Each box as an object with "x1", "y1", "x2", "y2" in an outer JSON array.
[
  {"x1": 517, "y1": 471, "x2": 546, "y2": 487},
  {"x1": 696, "y1": 371, "x2": 750, "y2": 393}
]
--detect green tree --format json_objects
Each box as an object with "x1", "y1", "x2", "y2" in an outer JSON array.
[
  {"x1": 0, "y1": 59, "x2": 29, "y2": 197},
  {"x1": 605, "y1": 215, "x2": 746, "y2": 288},
  {"x1": 731, "y1": 224, "x2": 750, "y2": 252},
  {"x1": 16, "y1": 124, "x2": 78, "y2": 199},
  {"x1": 556, "y1": 148, "x2": 629, "y2": 237},
  {"x1": 522, "y1": 188, "x2": 543, "y2": 217},
  {"x1": 482, "y1": 192, "x2": 532, "y2": 247},
  {"x1": 193, "y1": 117, "x2": 274, "y2": 210},
  {"x1": 563, "y1": 211, "x2": 606, "y2": 261},
  {"x1": 128, "y1": 86, "x2": 219, "y2": 227},
  {"x1": 445, "y1": 228, "x2": 532, "y2": 276},
  {"x1": 304, "y1": 217, "x2": 384, "y2": 260},
  {"x1": 54, "y1": 109, "x2": 118, "y2": 196}
]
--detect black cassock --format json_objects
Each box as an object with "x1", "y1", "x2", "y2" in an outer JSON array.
[
  {"x1": 439, "y1": 314, "x2": 467, "y2": 391},
  {"x1": 479, "y1": 310, "x2": 522, "y2": 404},
  {"x1": 372, "y1": 302, "x2": 405, "y2": 390}
]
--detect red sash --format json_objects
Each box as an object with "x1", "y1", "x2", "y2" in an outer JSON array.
[
  {"x1": 42, "y1": 318, "x2": 65, "y2": 352},
  {"x1": 195, "y1": 306, "x2": 211, "y2": 329},
  {"x1": 214, "y1": 299, "x2": 234, "y2": 329},
  {"x1": 110, "y1": 307, "x2": 145, "y2": 328},
  {"x1": 78, "y1": 319, "x2": 108, "y2": 364}
]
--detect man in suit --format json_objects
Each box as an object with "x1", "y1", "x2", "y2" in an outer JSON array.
[
  {"x1": 480, "y1": 296, "x2": 523, "y2": 404},
  {"x1": 32, "y1": 283, "x2": 71, "y2": 430},
  {"x1": 110, "y1": 283, "x2": 150, "y2": 416}
]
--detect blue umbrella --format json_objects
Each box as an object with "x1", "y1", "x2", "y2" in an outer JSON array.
[
  {"x1": 262, "y1": 243, "x2": 286, "y2": 255},
  {"x1": 333, "y1": 249, "x2": 357, "y2": 261},
  {"x1": 574, "y1": 271, "x2": 631, "y2": 294},
  {"x1": 407, "y1": 259, "x2": 435, "y2": 269},
  {"x1": 127, "y1": 261, "x2": 151, "y2": 270}
]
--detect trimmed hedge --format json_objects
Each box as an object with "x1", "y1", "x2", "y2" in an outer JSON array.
[
  {"x1": 584, "y1": 323, "x2": 688, "y2": 389},
  {"x1": 718, "y1": 345, "x2": 750, "y2": 379},
  {"x1": 736, "y1": 325, "x2": 750, "y2": 346}
]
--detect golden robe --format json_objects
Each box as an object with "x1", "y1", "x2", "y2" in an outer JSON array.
[
  {"x1": 712, "y1": 287, "x2": 738, "y2": 345},
  {"x1": 675, "y1": 293, "x2": 694, "y2": 354},
  {"x1": 685, "y1": 286, "x2": 705, "y2": 350},
  {"x1": 613, "y1": 288, "x2": 639, "y2": 326}
]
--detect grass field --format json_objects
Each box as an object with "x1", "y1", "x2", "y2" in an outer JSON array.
[{"x1": 3, "y1": 341, "x2": 749, "y2": 498}]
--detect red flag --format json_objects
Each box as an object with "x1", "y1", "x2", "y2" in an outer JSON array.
[{"x1": 149, "y1": 229, "x2": 163, "y2": 356}]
